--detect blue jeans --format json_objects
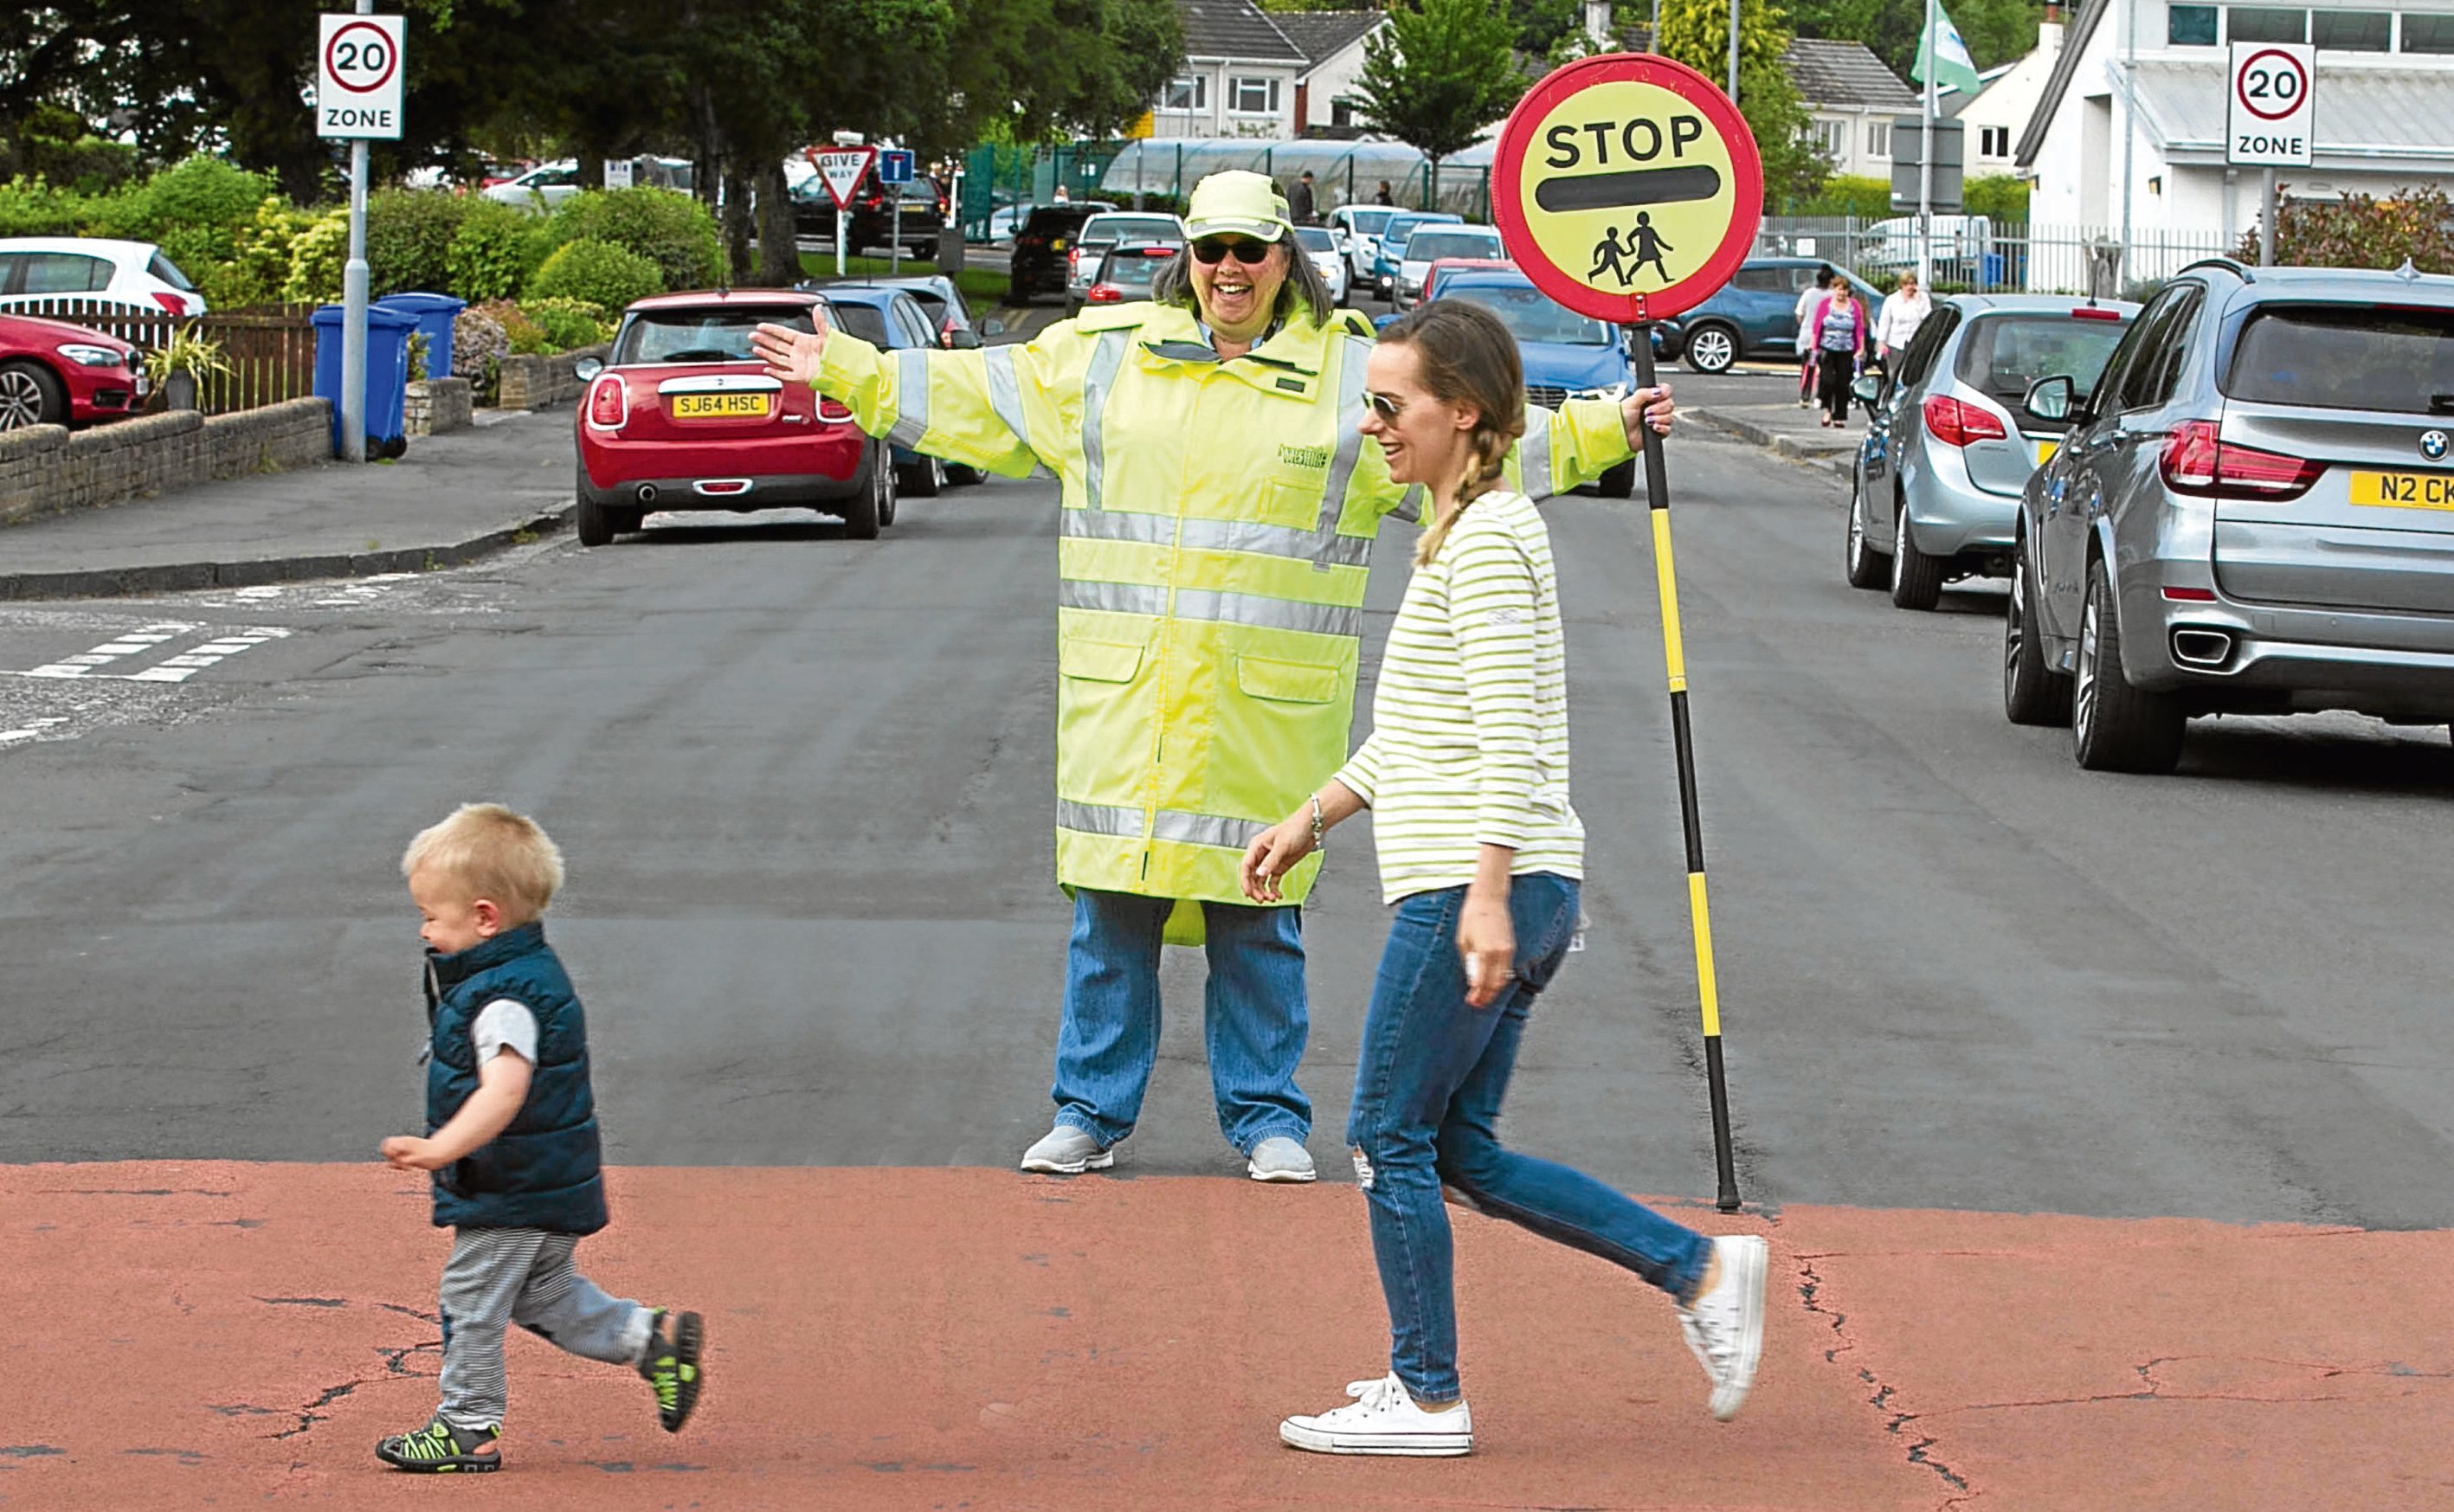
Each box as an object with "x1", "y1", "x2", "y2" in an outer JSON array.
[
  {"x1": 1346, "y1": 874, "x2": 1710, "y2": 1402},
  {"x1": 1051, "y1": 889, "x2": 1311, "y2": 1153}
]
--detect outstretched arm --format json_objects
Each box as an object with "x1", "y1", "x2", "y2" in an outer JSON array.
[{"x1": 752, "y1": 313, "x2": 1061, "y2": 479}]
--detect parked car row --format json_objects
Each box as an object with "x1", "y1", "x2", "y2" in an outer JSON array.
[{"x1": 1845, "y1": 258, "x2": 2454, "y2": 775}]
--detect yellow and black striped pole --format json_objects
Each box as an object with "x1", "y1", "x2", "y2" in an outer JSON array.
[{"x1": 1632, "y1": 330, "x2": 1742, "y2": 1213}]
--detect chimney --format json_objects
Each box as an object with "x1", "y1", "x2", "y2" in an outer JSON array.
[{"x1": 1585, "y1": 0, "x2": 1613, "y2": 50}]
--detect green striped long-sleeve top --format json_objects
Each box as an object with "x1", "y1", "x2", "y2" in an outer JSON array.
[{"x1": 1335, "y1": 488, "x2": 1585, "y2": 904}]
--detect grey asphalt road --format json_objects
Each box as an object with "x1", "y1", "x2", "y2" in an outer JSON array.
[{"x1": 4, "y1": 428, "x2": 2451, "y2": 1231}]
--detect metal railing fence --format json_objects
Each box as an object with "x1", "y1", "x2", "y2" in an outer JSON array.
[{"x1": 1755, "y1": 216, "x2": 2236, "y2": 297}]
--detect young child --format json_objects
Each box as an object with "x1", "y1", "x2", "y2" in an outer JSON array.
[{"x1": 376, "y1": 802, "x2": 702, "y2": 1473}]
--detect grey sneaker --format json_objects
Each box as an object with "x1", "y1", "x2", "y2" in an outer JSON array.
[
  {"x1": 1678, "y1": 1234, "x2": 1768, "y2": 1421},
  {"x1": 1246, "y1": 1135, "x2": 1317, "y2": 1183},
  {"x1": 1020, "y1": 1123, "x2": 1113, "y2": 1174}
]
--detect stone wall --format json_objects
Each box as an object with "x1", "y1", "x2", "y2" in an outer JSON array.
[
  {"x1": 0, "y1": 398, "x2": 332, "y2": 527},
  {"x1": 405, "y1": 376, "x2": 475, "y2": 437},
  {"x1": 496, "y1": 344, "x2": 609, "y2": 411}
]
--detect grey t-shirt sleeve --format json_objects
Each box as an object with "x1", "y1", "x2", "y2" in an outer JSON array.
[{"x1": 472, "y1": 998, "x2": 539, "y2": 1067}]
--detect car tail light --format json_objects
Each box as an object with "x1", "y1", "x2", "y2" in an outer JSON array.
[
  {"x1": 585, "y1": 374, "x2": 628, "y2": 429},
  {"x1": 2158, "y1": 419, "x2": 2324, "y2": 498},
  {"x1": 151, "y1": 291, "x2": 189, "y2": 315},
  {"x1": 817, "y1": 396, "x2": 855, "y2": 422},
  {"x1": 1922, "y1": 395, "x2": 2008, "y2": 447},
  {"x1": 1088, "y1": 284, "x2": 1123, "y2": 304},
  {"x1": 1068, "y1": 247, "x2": 1080, "y2": 276},
  {"x1": 2072, "y1": 306, "x2": 2122, "y2": 321}
]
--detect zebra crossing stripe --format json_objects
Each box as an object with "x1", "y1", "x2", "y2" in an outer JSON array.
[
  {"x1": 23, "y1": 623, "x2": 197, "y2": 679},
  {"x1": 123, "y1": 627, "x2": 292, "y2": 684}
]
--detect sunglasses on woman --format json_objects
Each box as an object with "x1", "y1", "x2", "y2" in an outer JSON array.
[{"x1": 1192, "y1": 237, "x2": 1275, "y2": 266}]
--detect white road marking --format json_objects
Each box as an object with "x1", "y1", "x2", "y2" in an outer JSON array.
[
  {"x1": 23, "y1": 623, "x2": 198, "y2": 679},
  {"x1": 0, "y1": 717, "x2": 69, "y2": 745},
  {"x1": 122, "y1": 627, "x2": 292, "y2": 684}
]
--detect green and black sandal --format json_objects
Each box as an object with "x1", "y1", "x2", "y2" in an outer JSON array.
[
  {"x1": 375, "y1": 1414, "x2": 502, "y2": 1472},
  {"x1": 639, "y1": 1309, "x2": 704, "y2": 1432}
]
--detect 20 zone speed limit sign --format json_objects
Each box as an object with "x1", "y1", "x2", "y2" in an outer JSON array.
[
  {"x1": 319, "y1": 13, "x2": 406, "y2": 139},
  {"x1": 2228, "y1": 41, "x2": 2313, "y2": 166}
]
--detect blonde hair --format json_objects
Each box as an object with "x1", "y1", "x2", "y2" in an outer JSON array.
[
  {"x1": 1377, "y1": 300, "x2": 1527, "y2": 566},
  {"x1": 402, "y1": 802, "x2": 565, "y2": 921}
]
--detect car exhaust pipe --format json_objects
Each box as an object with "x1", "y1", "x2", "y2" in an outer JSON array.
[
  {"x1": 2172, "y1": 628, "x2": 2233, "y2": 667},
  {"x1": 635, "y1": 484, "x2": 658, "y2": 505}
]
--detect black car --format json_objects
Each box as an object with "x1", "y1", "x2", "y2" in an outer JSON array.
[
  {"x1": 790, "y1": 170, "x2": 945, "y2": 260},
  {"x1": 1008, "y1": 206, "x2": 1101, "y2": 305}
]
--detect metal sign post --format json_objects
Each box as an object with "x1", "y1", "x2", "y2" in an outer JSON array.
[
  {"x1": 1491, "y1": 53, "x2": 1764, "y2": 1212},
  {"x1": 879, "y1": 149, "x2": 915, "y2": 275},
  {"x1": 316, "y1": 7, "x2": 404, "y2": 463},
  {"x1": 813, "y1": 146, "x2": 875, "y2": 279}
]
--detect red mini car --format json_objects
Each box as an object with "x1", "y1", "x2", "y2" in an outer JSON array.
[
  {"x1": 573, "y1": 289, "x2": 896, "y2": 545},
  {"x1": 0, "y1": 311, "x2": 144, "y2": 431}
]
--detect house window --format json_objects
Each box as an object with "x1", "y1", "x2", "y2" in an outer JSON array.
[
  {"x1": 1811, "y1": 119, "x2": 1847, "y2": 157},
  {"x1": 1981, "y1": 125, "x2": 2011, "y2": 157},
  {"x1": 1865, "y1": 120, "x2": 1892, "y2": 157},
  {"x1": 2229, "y1": 7, "x2": 2308, "y2": 43},
  {"x1": 2311, "y1": 9, "x2": 2389, "y2": 48},
  {"x1": 1228, "y1": 76, "x2": 1280, "y2": 115},
  {"x1": 1331, "y1": 97, "x2": 1356, "y2": 128},
  {"x1": 2405, "y1": 11, "x2": 2454, "y2": 49},
  {"x1": 2167, "y1": 4, "x2": 2219, "y2": 42},
  {"x1": 1162, "y1": 75, "x2": 1207, "y2": 112}
]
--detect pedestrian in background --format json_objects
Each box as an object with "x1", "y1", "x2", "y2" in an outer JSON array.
[
  {"x1": 1811, "y1": 278, "x2": 1868, "y2": 428},
  {"x1": 1289, "y1": 169, "x2": 1317, "y2": 226},
  {"x1": 375, "y1": 805, "x2": 702, "y2": 1474},
  {"x1": 1874, "y1": 269, "x2": 1932, "y2": 373},
  {"x1": 1375, "y1": 180, "x2": 1394, "y2": 206},
  {"x1": 750, "y1": 171, "x2": 1669, "y2": 1186},
  {"x1": 1794, "y1": 266, "x2": 1832, "y2": 409},
  {"x1": 1240, "y1": 302, "x2": 1761, "y2": 1457}
]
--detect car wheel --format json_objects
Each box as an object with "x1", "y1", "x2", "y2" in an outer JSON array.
[
  {"x1": 1843, "y1": 474, "x2": 1887, "y2": 589},
  {"x1": 2002, "y1": 531, "x2": 2073, "y2": 726},
  {"x1": 844, "y1": 442, "x2": 887, "y2": 538},
  {"x1": 1594, "y1": 458, "x2": 1637, "y2": 499},
  {"x1": 1889, "y1": 498, "x2": 1945, "y2": 610},
  {"x1": 947, "y1": 462, "x2": 984, "y2": 486},
  {"x1": 1006, "y1": 280, "x2": 1029, "y2": 306},
  {"x1": 903, "y1": 454, "x2": 944, "y2": 499},
  {"x1": 1682, "y1": 323, "x2": 1737, "y2": 374},
  {"x1": 0, "y1": 360, "x2": 67, "y2": 431},
  {"x1": 2072, "y1": 557, "x2": 2185, "y2": 773},
  {"x1": 576, "y1": 493, "x2": 615, "y2": 547}
]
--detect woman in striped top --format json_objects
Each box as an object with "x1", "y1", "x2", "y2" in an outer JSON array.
[{"x1": 1240, "y1": 300, "x2": 1768, "y2": 1457}]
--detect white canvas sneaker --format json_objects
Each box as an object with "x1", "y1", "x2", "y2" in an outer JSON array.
[
  {"x1": 1018, "y1": 1124, "x2": 1113, "y2": 1174},
  {"x1": 1279, "y1": 1374, "x2": 1472, "y2": 1457},
  {"x1": 1678, "y1": 1234, "x2": 1768, "y2": 1420},
  {"x1": 1246, "y1": 1136, "x2": 1317, "y2": 1183}
]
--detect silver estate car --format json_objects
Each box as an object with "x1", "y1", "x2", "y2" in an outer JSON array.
[
  {"x1": 1845, "y1": 294, "x2": 2137, "y2": 608},
  {"x1": 2003, "y1": 259, "x2": 2454, "y2": 772}
]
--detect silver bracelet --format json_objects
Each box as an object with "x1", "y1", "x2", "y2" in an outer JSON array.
[{"x1": 1309, "y1": 794, "x2": 1325, "y2": 853}]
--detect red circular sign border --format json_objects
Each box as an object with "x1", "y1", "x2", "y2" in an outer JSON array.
[
  {"x1": 324, "y1": 20, "x2": 399, "y2": 97},
  {"x1": 2234, "y1": 48, "x2": 2307, "y2": 123},
  {"x1": 1491, "y1": 53, "x2": 1764, "y2": 325}
]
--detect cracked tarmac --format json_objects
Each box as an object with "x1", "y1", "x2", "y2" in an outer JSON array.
[{"x1": 12, "y1": 1164, "x2": 2452, "y2": 1509}]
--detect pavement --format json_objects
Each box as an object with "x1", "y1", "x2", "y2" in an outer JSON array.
[
  {"x1": 1673, "y1": 364, "x2": 1868, "y2": 482},
  {"x1": 6, "y1": 336, "x2": 2454, "y2": 1508},
  {"x1": 0, "y1": 409, "x2": 578, "y2": 602}
]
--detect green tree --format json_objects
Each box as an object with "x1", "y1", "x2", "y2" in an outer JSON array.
[
  {"x1": 1656, "y1": 0, "x2": 1827, "y2": 205},
  {"x1": 1354, "y1": 0, "x2": 1526, "y2": 210}
]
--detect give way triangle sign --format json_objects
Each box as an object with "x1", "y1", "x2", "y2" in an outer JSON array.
[{"x1": 811, "y1": 146, "x2": 876, "y2": 209}]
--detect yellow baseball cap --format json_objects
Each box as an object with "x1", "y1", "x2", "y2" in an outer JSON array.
[{"x1": 1184, "y1": 171, "x2": 1291, "y2": 241}]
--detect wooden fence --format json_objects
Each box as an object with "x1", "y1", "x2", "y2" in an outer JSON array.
[{"x1": 10, "y1": 299, "x2": 319, "y2": 416}]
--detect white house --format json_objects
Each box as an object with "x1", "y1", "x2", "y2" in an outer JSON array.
[
  {"x1": 2016, "y1": 0, "x2": 2454, "y2": 246},
  {"x1": 1787, "y1": 38, "x2": 1923, "y2": 178},
  {"x1": 1947, "y1": 35, "x2": 2052, "y2": 175},
  {"x1": 1272, "y1": 11, "x2": 1389, "y2": 133},
  {"x1": 1156, "y1": 0, "x2": 1308, "y2": 139}
]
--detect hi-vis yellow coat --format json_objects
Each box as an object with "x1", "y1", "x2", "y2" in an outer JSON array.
[{"x1": 815, "y1": 300, "x2": 1635, "y2": 943}]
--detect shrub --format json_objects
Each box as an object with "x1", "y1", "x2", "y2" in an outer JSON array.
[
  {"x1": 2236, "y1": 183, "x2": 2454, "y2": 273},
  {"x1": 444, "y1": 197, "x2": 550, "y2": 302},
  {"x1": 453, "y1": 305, "x2": 511, "y2": 399},
  {"x1": 89, "y1": 155, "x2": 275, "y2": 279},
  {"x1": 544, "y1": 187, "x2": 722, "y2": 293},
  {"x1": 0, "y1": 174, "x2": 97, "y2": 236},
  {"x1": 365, "y1": 188, "x2": 472, "y2": 296},
  {"x1": 203, "y1": 196, "x2": 320, "y2": 309},
  {"x1": 526, "y1": 237, "x2": 661, "y2": 312},
  {"x1": 1963, "y1": 174, "x2": 2031, "y2": 222},
  {"x1": 478, "y1": 298, "x2": 553, "y2": 356},
  {"x1": 282, "y1": 208, "x2": 351, "y2": 304},
  {"x1": 519, "y1": 295, "x2": 611, "y2": 351},
  {"x1": 1786, "y1": 175, "x2": 1892, "y2": 218}
]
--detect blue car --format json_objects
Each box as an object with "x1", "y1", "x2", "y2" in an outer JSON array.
[
  {"x1": 1655, "y1": 256, "x2": 1884, "y2": 374},
  {"x1": 1369, "y1": 210, "x2": 1462, "y2": 299},
  {"x1": 1428, "y1": 269, "x2": 1639, "y2": 498},
  {"x1": 812, "y1": 283, "x2": 981, "y2": 494}
]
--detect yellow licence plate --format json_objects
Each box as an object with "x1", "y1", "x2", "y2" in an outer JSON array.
[
  {"x1": 2033, "y1": 439, "x2": 2058, "y2": 466},
  {"x1": 671, "y1": 392, "x2": 771, "y2": 420},
  {"x1": 2350, "y1": 471, "x2": 2454, "y2": 511}
]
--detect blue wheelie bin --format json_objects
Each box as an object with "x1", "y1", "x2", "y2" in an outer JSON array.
[
  {"x1": 376, "y1": 291, "x2": 467, "y2": 382},
  {"x1": 311, "y1": 303, "x2": 417, "y2": 459}
]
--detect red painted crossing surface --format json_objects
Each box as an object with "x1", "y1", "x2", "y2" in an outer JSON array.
[{"x1": 11, "y1": 1162, "x2": 2451, "y2": 1509}]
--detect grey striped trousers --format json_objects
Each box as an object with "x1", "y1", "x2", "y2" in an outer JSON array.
[{"x1": 437, "y1": 1226, "x2": 654, "y2": 1430}]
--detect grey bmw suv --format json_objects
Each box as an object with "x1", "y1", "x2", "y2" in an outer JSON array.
[{"x1": 2004, "y1": 258, "x2": 2454, "y2": 772}]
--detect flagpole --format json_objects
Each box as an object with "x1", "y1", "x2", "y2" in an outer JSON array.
[{"x1": 1919, "y1": 0, "x2": 1936, "y2": 293}]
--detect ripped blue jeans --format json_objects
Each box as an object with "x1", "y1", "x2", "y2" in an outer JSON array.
[{"x1": 1344, "y1": 873, "x2": 1710, "y2": 1402}]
